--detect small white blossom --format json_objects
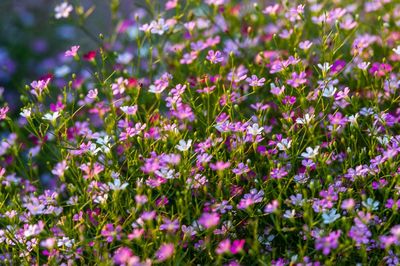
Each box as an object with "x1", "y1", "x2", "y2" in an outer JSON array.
[
  {"x1": 42, "y1": 112, "x2": 60, "y2": 123},
  {"x1": 317, "y1": 62, "x2": 332, "y2": 73},
  {"x1": 296, "y1": 113, "x2": 315, "y2": 125},
  {"x1": 247, "y1": 123, "x2": 263, "y2": 136},
  {"x1": 392, "y1": 45, "x2": 400, "y2": 55},
  {"x1": 20, "y1": 107, "x2": 32, "y2": 118},
  {"x1": 276, "y1": 138, "x2": 292, "y2": 151},
  {"x1": 322, "y1": 85, "x2": 337, "y2": 98},
  {"x1": 176, "y1": 139, "x2": 192, "y2": 151},
  {"x1": 55, "y1": 2, "x2": 73, "y2": 19},
  {"x1": 108, "y1": 179, "x2": 129, "y2": 191},
  {"x1": 301, "y1": 146, "x2": 320, "y2": 159}
]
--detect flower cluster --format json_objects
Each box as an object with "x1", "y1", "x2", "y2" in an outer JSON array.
[{"x1": 0, "y1": 0, "x2": 400, "y2": 265}]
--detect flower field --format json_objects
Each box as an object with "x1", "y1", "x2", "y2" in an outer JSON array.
[{"x1": 1, "y1": 0, "x2": 400, "y2": 265}]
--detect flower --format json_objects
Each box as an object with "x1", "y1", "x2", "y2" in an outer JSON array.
[
  {"x1": 108, "y1": 179, "x2": 129, "y2": 191},
  {"x1": 155, "y1": 243, "x2": 174, "y2": 262},
  {"x1": 322, "y1": 209, "x2": 341, "y2": 224},
  {"x1": 237, "y1": 189, "x2": 264, "y2": 209},
  {"x1": 393, "y1": 45, "x2": 400, "y2": 55},
  {"x1": 65, "y1": 45, "x2": 79, "y2": 57},
  {"x1": 296, "y1": 114, "x2": 314, "y2": 125},
  {"x1": 120, "y1": 105, "x2": 138, "y2": 115},
  {"x1": 206, "y1": 50, "x2": 224, "y2": 64},
  {"x1": 20, "y1": 107, "x2": 32, "y2": 118},
  {"x1": 362, "y1": 198, "x2": 379, "y2": 211},
  {"x1": 246, "y1": 124, "x2": 263, "y2": 136},
  {"x1": 301, "y1": 146, "x2": 320, "y2": 159},
  {"x1": 0, "y1": 106, "x2": 9, "y2": 120},
  {"x1": 287, "y1": 72, "x2": 307, "y2": 88},
  {"x1": 42, "y1": 111, "x2": 60, "y2": 123},
  {"x1": 322, "y1": 85, "x2": 337, "y2": 97},
  {"x1": 175, "y1": 139, "x2": 192, "y2": 151},
  {"x1": 87, "y1": 89, "x2": 98, "y2": 99},
  {"x1": 55, "y1": 2, "x2": 73, "y2": 19},
  {"x1": 317, "y1": 62, "x2": 332, "y2": 73},
  {"x1": 246, "y1": 75, "x2": 266, "y2": 87},
  {"x1": 315, "y1": 230, "x2": 341, "y2": 255},
  {"x1": 198, "y1": 212, "x2": 220, "y2": 229},
  {"x1": 299, "y1": 40, "x2": 313, "y2": 50}
]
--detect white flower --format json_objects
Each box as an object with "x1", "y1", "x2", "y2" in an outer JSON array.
[
  {"x1": 296, "y1": 113, "x2": 314, "y2": 125},
  {"x1": 155, "y1": 168, "x2": 178, "y2": 179},
  {"x1": 377, "y1": 135, "x2": 391, "y2": 146},
  {"x1": 393, "y1": 45, "x2": 400, "y2": 55},
  {"x1": 276, "y1": 138, "x2": 292, "y2": 151},
  {"x1": 283, "y1": 209, "x2": 296, "y2": 219},
  {"x1": 246, "y1": 123, "x2": 263, "y2": 136},
  {"x1": 20, "y1": 107, "x2": 32, "y2": 118},
  {"x1": 301, "y1": 146, "x2": 320, "y2": 159},
  {"x1": 347, "y1": 113, "x2": 359, "y2": 125},
  {"x1": 317, "y1": 62, "x2": 332, "y2": 73},
  {"x1": 322, "y1": 209, "x2": 340, "y2": 224},
  {"x1": 108, "y1": 179, "x2": 129, "y2": 191},
  {"x1": 362, "y1": 198, "x2": 379, "y2": 211},
  {"x1": 42, "y1": 112, "x2": 60, "y2": 123},
  {"x1": 322, "y1": 85, "x2": 337, "y2": 98},
  {"x1": 54, "y1": 2, "x2": 73, "y2": 19},
  {"x1": 176, "y1": 139, "x2": 192, "y2": 151},
  {"x1": 150, "y1": 19, "x2": 169, "y2": 35},
  {"x1": 357, "y1": 62, "x2": 370, "y2": 70}
]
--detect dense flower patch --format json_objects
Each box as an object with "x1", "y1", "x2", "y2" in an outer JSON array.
[{"x1": 1, "y1": 0, "x2": 400, "y2": 265}]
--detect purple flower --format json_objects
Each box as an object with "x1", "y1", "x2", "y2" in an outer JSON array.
[
  {"x1": 246, "y1": 75, "x2": 266, "y2": 87},
  {"x1": 101, "y1": 224, "x2": 122, "y2": 243},
  {"x1": 237, "y1": 189, "x2": 264, "y2": 209},
  {"x1": 286, "y1": 72, "x2": 307, "y2": 88},
  {"x1": 160, "y1": 218, "x2": 180, "y2": 232},
  {"x1": 270, "y1": 167, "x2": 288, "y2": 179},
  {"x1": 206, "y1": 50, "x2": 224, "y2": 64},
  {"x1": 315, "y1": 230, "x2": 341, "y2": 255}
]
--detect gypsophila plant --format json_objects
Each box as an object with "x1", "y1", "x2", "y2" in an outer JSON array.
[{"x1": 1, "y1": 0, "x2": 400, "y2": 265}]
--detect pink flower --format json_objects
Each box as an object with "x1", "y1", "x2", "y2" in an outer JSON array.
[
  {"x1": 155, "y1": 243, "x2": 174, "y2": 262},
  {"x1": 210, "y1": 161, "x2": 231, "y2": 171},
  {"x1": 65, "y1": 45, "x2": 80, "y2": 57},
  {"x1": 0, "y1": 106, "x2": 9, "y2": 120},
  {"x1": 198, "y1": 212, "x2": 220, "y2": 229}
]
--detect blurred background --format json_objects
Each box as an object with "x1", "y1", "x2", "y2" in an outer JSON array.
[{"x1": 0, "y1": 0, "x2": 145, "y2": 112}]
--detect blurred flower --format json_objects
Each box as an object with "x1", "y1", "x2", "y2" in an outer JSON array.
[{"x1": 55, "y1": 2, "x2": 73, "y2": 19}]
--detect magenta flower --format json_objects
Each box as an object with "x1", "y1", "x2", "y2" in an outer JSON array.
[
  {"x1": 210, "y1": 161, "x2": 231, "y2": 171},
  {"x1": 155, "y1": 243, "x2": 174, "y2": 262},
  {"x1": 198, "y1": 212, "x2": 220, "y2": 229},
  {"x1": 369, "y1": 62, "x2": 392, "y2": 77}
]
